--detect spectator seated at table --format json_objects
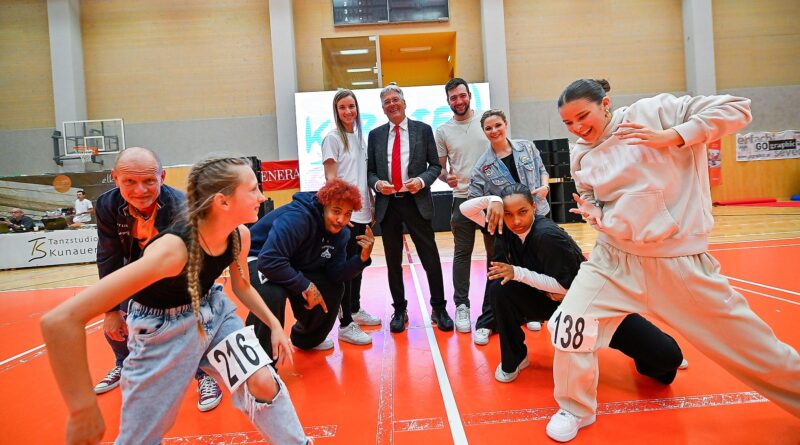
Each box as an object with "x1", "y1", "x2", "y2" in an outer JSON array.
[{"x1": 1, "y1": 208, "x2": 34, "y2": 232}]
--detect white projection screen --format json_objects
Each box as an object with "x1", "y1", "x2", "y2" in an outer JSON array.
[{"x1": 295, "y1": 83, "x2": 490, "y2": 192}]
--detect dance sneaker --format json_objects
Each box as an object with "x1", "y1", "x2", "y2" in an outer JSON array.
[
  {"x1": 312, "y1": 338, "x2": 335, "y2": 350},
  {"x1": 494, "y1": 356, "x2": 530, "y2": 383},
  {"x1": 390, "y1": 310, "x2": 409, "y2": 333},
  {"x1": 338, "y1": 322, "x2": 372, "y2": 345},
  {"x1": 430, "y1": 308, "x2": 454, "y2": 331},
  {"x1": 351, "y1": 309, "x2": 381, "y2": 326},
  {"x1": 546, "y1": 409, "x2": 596, "y2": 442},
  {"x1": 525, "y1": 321, "x2": 542, "y2": 331},
  {"x1": 454, "y1": 304, "x2": 471, "y2": 333},
  {"x1": 197, "y1": 375, "x2": 222, "y2": 412},
  {"x1": 473, "y1": 328, "x2": 491, "y2": 345},
  {"x1": 679, "y1": 358, "x2": 689, "y2": 370},
  {"x1": 94, "y1": 366, "x2": 122, "y2": 394}
]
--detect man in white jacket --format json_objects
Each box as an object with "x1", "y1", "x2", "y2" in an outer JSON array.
[{"x1": 546, "y1": 78, "x2": 800, "y2": 442}]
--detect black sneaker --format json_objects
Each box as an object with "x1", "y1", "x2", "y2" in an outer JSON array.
[
  {"x1": 390, "y1": 310, "x2": 408, "y2": 333},
  {"x1": 431, "y1": 308, "x2": 454, "y2": 332}
]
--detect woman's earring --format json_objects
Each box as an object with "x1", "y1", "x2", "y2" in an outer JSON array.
[{"x1": 604, "y1": 108, "x2": 610, "y2": 118}]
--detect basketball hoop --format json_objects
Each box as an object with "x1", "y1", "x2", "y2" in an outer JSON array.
[{"x1": 74, "y1": 145, "x2": 99, "y2": 164}]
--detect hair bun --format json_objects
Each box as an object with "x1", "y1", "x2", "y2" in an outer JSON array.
[{"x1": 593, "y1": 79, "x2": 611, "y2": 93}]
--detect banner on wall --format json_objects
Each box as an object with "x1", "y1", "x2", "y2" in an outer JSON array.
[
  {"x1": 707, "y1": 139, "x2": 722, "y2": 186},
  {"x1": 736, "y1": 130, "x2": 800, "y2": 161},
  {"x1": 294, "y1": 83, "x2": 491, "y2": 192},
  {"x1": 260, "y1": 160, "x2": 300, "y2": 191}
]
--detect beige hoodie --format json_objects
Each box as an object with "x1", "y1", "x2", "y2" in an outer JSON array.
[{"x1": 570, "y1": 93, "x2": 751, "y2": 257}]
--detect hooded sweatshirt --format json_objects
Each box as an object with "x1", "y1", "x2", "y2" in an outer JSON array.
[
  {"x1": 249, "y1": 192, "x2": 369, "y2": 294},
  {"x1": 570, "y1": 93, "x2": 751, "y2": 257}
]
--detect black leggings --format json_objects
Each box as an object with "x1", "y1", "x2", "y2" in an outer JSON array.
[
  {"x1": 245, "y1": 262, "x2": 344, "y2": 359},
  {"x1": 490, "y1": 280, "x2": 683, "y2": 383}
]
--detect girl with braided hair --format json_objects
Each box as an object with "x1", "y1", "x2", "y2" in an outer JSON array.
[{"x1": 41, "y1": 155, "x2": 311, "y2": 445}]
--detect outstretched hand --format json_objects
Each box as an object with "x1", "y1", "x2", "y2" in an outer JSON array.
[
  {"x1": 270, "y1": 327, "x2": 294, "y2": 368},
  {"x1": 488, "y1": 261, "x2": 515, "y2": 285},
  {"x1": 302, "y1": 282, "x2": 327, "y2": 313},
  {"x1": 66, "y1": 404, "x2": 105, "y2": 445},
  {"x1": 569, "y1": 193, "x2": 604, "y2": 229},
  {"x1": 613, "y1": 122, "x2": 684, "y2": 148},
  {"x1": 358, "y1": 225, "x2": 375, "y2": 262},
  {"x1": 103, "y1": 311, "x2": 128, "y2": 342}
]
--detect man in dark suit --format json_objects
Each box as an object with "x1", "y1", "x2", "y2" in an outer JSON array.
[{"x1": 367, "y1": 83, "x2": 454, "y2": 333}]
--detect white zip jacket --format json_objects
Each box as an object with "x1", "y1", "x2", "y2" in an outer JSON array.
[{"x1": 570, "y1": 93, "x2": 751, "y2": 257}]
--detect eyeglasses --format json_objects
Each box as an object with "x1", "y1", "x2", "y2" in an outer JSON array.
[{"x1": 382, "y1": 97, "x2": 402, "y2": 106}]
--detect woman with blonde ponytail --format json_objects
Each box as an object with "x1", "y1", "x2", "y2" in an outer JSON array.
[{"x1": 41, "y1": 155, "x2": 311, "y2": 445}]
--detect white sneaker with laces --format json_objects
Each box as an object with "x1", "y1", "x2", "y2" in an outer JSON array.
[
  {"x1": 546, "y1": 409, "x2": 596, "y2": 442},
  {"x1": 494, "y1": 356, "x2": 530, "y2": 383},
  {"x1": 525, "y1": 321, "x2": 542, "y2": 331},
  {"x1": 338, "y1": 322, "x2": 372, "y2": 345},
  {"x1": 455, "y1": 304, "x2": 471, "y2": 333},
  {"x1": 351, "y1": 309, "x2": 381, "y2": 326},
  {"x1": 473, "y1": 328, "x2": 491, "y2": 345},
  {"x1": 312, "y1": 337, "x2": 334, "y2": 350},
  {"x1": 679, "y1": 358, "x2": 689, "y2": 370}
]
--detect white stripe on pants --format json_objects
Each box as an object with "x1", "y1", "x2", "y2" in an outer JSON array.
[{"x1": 548, "y1": 241, "x2": 800, "y2": 419}]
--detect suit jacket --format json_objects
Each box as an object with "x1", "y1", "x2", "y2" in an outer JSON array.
[{"x1": 367, "y1": 118, "x2": 442, "y2": 223}]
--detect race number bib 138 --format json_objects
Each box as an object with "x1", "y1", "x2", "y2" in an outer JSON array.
[
  {"x1": 548, "y1": 311, "x2": 599, "y2": 353},
  {"x1": 207, "y1": 326, "x2": 272, "y2": 393}
]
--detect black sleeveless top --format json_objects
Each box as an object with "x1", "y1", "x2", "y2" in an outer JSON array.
[{"x1": 131, "y1": 224, "x2": 238, "y2": 309}]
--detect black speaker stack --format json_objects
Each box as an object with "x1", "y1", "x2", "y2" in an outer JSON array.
[{"x1": 533, "y1": 139, "x2": 583, "y2": 224}]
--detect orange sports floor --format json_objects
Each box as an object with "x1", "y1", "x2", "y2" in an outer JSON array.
[{"x1": 1, "y1": 238, "x2": 799, "y2": 444}]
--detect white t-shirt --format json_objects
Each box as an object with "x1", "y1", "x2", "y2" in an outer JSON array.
[
  {"x1": 321, "y1": 129, "x2": 373, "y2": 224},
  {"x1": 435, "y1": 111, "x2": 487, "y2": 198},
  {"x1": 74, "y1": 198, "x2": 93, "y2": 223}
]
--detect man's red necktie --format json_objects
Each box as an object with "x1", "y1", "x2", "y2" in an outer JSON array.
[{"x1": 391, "y1": 125, "x2": 402, "y2": 191}]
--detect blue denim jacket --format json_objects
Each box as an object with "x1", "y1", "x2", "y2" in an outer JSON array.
[{"x1": 468, "y1": 138, "x2": 550, "y2": 216}]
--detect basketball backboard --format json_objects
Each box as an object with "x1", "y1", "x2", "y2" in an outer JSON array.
[{"x1": 55, "y1": 119, "x2": 126, "y2": 166}]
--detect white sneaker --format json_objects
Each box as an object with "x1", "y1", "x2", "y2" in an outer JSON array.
[
  {"x1": 473, "y1": 328, "x2": 491, "y2": 346},
  {"x1": 525, "y1": 321, "x2": 542, "y2": 331},
  {"x1": 338, "y1": 322, "x2": 372, "y2": 345},
  {"x1": 455, "y1": 304, "x2": 471, "y2": 333},
  {"x1": 679, "y1": 358, "x2": 689, "y2": 370},
  {"x1": 351, "y1": 309, "x2": 381, "y2": 326},
  {"x1": 311, "y1": 338, "x2": 334, "y2": 350},
  {"x1": 546, "y1": 409, "x2": 596, "y2": 442},
  {"x1": 494, "y1": 356, "x2": 530, "y2": 383}
]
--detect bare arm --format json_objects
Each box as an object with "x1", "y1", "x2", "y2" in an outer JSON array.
[
  {"x1": 40, "y1": 235, "x2": 187, "y2": 444},
  {"x1": 228, "y1": 226, "x2": 293, "y2": 367}
]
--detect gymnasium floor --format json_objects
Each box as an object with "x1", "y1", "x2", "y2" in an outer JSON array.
[{"x1": 1, "y1": 206, "x2": 799, "y2": 444}]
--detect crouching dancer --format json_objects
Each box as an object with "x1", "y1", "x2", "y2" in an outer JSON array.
[
  {"x1": 461, "y1": 184, "x2": 686, "y2": 384},
  {"x1": 246, "y1": 179, "x2": 374, "y2": 357}
]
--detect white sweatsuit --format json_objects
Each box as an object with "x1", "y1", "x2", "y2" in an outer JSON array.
[{"x1": 549, "y1": 94, "x2": 800, "y2": 422}]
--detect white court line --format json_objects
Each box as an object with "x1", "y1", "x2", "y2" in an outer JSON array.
[
  {"x1": 733, "y1": 286, "x2": 800, "y2": 306},
  {"x1": 708, "y1": 236, "x2": 800, "y2": 245},
  {"x1": 711, "y1": 230, "x2": 800, "y2": 239},
  {"x1": 724, "y1": 276, "x2": 800, "y2": 298},
  {"x1": 710, "y1": 242, "x2": 800, "y2": 252},
  {"x1": 0, "y1": 319, "x2": 103, "y2": 368},
  {"x1": 406, "y1": 244, "x2": 468, "y2": 444},
  {"x1": 460, "y1": 391, "x2": 768, "y2": 426}
]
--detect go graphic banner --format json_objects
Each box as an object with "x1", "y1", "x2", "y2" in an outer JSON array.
[
  {"x1": 295, "y1": 83, "x2": 490, "y2": 192},
  {"x1": 736, "y1": 130, "x2": 800, "y2": 161}
]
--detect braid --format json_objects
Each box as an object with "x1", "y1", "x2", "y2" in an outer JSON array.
[
  {"x1": 186, "y1": 215, "x2": 206, "y2": 339},
  {"x1": 230, "y1": 228, "x2": 245, "y2": 279}
]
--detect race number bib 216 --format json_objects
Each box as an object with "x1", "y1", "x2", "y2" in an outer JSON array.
[
  {"x1": 207, "y1": 326, "x2": 272, "y2": 393},
  {"x1": 548, "y1": 310, "x2": 599, "y2": 353}
]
